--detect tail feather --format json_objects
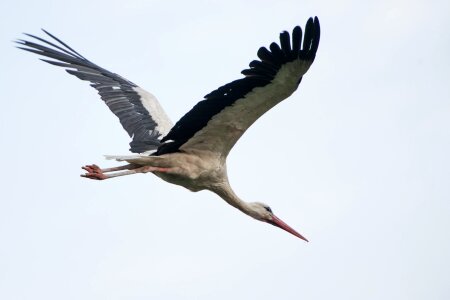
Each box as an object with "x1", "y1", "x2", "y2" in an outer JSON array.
[{"x1": 104, "y1": 154, "x2": 167, "y2": 165}]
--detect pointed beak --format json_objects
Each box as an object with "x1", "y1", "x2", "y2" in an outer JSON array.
[{"x1": 269, "y1": 215, "x2": 309, "y2": 242}]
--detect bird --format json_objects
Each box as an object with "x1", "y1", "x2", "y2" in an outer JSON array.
[{"x1": 17, "y1": 17, "x2": 320, "y2": 241}]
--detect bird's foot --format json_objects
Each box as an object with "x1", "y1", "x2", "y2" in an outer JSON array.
[
  {"x1": 82, "y1": 164, "x2": 102, "y2": 173},
  {"x1": 81, "y1": 164, "x2": 108, "y2": 180},
  {"x1": 80, "y1": 163, "x2": 172, "y2": 180}
]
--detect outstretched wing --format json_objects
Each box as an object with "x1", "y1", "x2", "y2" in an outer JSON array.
[
  {"x1": 157, "y1": 17, "x2": 320, "y2": 157},
  {"x1": 16, "y1": 30, "x2": 173, "y2": 154}
]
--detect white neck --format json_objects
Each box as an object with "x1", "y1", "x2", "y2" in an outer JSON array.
[{"x1": 210, "y1": 183, "x2": 255, "y2": 217}]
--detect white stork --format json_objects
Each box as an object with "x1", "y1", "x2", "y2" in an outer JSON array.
[{"x1": 17, "y1": 17, "x2": 320, "y2": 241}]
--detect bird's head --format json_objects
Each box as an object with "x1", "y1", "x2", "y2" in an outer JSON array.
[{"x1": 248, "y1": 202, "x2": 309, "y2": 242}]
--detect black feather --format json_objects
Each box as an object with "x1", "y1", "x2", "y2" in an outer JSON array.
[
  {"x1": 257, "y1": 47, "x2": 279, "y2": 67},
  {"x1": 269, "y1": 42, "x2": 285, "y2": 63},
  {"x1": 158, "y1": 18, "x2": 321, "y2": 154},
  {"x1": 17, "y1": 31, "x2": 164, "y2": 153},
  {"x1": 18, "y1": 19, "x2": 321, "y2": 156},
  {"x1": 249, "y1": 60, "x2": 278, "y2": 74},
  {"x1": 292, "y1": 26, "x2": 302, "y2": 56},
  {"x1": 279, "y1": 31, "x2": 291, "y2": 57},
  {"x1": 302, "y1": 17, "x2": 315, "y2": 51}
]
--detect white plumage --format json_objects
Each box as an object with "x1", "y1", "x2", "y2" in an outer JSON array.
[
  {"x1": 17, "y1": 17, "x2": 321, "y2": 241},
  {"x1": 133, "y1": 87, "x2": 173, "y2": 138}
]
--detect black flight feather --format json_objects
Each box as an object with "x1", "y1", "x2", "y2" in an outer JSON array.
[{"x1": 158, "y1": 18, "x2": 320, "y2": 155}]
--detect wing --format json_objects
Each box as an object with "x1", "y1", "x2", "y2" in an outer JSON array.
[
  {"x1": 157, "y1": 17, "x2": 320, "y2": 157},
  {"x1": 16, "y1": 30, "x2": 173, "y2": 154}
]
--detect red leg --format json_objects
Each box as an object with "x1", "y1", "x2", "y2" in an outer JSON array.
[
  {"x1": 81, "y1": 172, "x2": 108, "y2": 180},
  {"x1": 82, "y1": 163, "x2": 137, "y2": 174},
  {"x1": 81, "y1": 164, "x2": 172, "y2": 180}
]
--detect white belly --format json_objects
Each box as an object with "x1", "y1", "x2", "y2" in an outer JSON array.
[{"x1": 154, "y1": 151, "x2": 227, "y2": 193}]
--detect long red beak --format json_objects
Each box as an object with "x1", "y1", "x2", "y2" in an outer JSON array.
[{"x1": 269, "y1": 215, "x2": 309, "y2": 242}]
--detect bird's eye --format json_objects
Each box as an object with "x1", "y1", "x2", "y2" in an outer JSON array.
[{"x1": 264, "y1": 206, "x2": 273, "y2": 213}]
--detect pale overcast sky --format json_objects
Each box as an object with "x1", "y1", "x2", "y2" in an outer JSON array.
[{"x1": 1, "y1": 0, "x2": 449, "y2": 299}]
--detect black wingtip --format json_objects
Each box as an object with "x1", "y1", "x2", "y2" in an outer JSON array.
[
  {"x1": 298, "y1": 16, "x2": 320, "y2": 60},
  {"x1": 39, "y1": 29, "x2": 87, "y2": 60},
  {"x1": 313, "y1": 16, "x2": 321, "y2": 35},
  {"x1": 311, "y1": 17, "x2": 321, "y2": 55},
  {"x1": 292, "y1": 25, "x2": 302, "y2": 56},
  {"x1": 41, "y1": 29, "x2": 59, "y2": 42},
  {"x1": 15, "y1": 45, "x2": 35, "y2": 52},
  {"x1": 41, "y1": 28, "x2": 51, "y2": 35},
  {"x1": 279, "y1": 30, "x2": 292, "y2": 57}
]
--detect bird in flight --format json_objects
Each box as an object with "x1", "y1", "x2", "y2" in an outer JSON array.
[{"x1": 17, "y1": 17, "x2": 320, "y2": 241}]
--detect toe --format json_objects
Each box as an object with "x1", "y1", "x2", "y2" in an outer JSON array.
[{"x1": 81, "y1": 172, "x2": 107, "y2": 180}]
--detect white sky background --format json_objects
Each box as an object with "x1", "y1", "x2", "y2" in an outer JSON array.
[{"x1": 1, "y1": 0, "x2": 449, "y2": 299}]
